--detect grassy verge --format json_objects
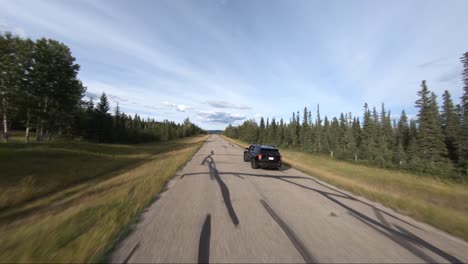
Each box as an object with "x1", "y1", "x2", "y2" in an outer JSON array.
[
  {"x1": 222, "y1": 136, "x2": 468, "y2": 241},
  {"x1": 0, "y1": 135, "x2": 208, "y2": 263}
]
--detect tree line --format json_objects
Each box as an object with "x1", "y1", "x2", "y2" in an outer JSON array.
[
  {"x1": 225, "y1": 53, "x2": 468, "y2": 178},
  {"x1": 0, "y1": 32, "x2": 204, "y2": 143}
]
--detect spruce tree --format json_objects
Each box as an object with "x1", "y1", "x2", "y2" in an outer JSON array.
[
  {"x1": 415, "y1": 81, "x2": 450, "y2": 173},
  {"x1": 95, "y1": 92, "x2": 112, "y2": 142},
  {"x1": 393, "y1": 143, "x2": 407, "y2": 167},
  {"x1": 406, "y1": 119, "x2": 423, "y2": 171},
  {"x1": 352, "y1": 117, "x2": 361, "y2": 157},
  {"x1": 359, "y1": 103, "x2": 377, "y2": 162},
  {"x1": 302, "y1": 107, "x2": 308, "y2": 127},
  {"x1": 308, "y1": 109, "x2": 313, "y2": 126},
  {"x1": 265, "y1": 117, "x2": 271, "y2": 145},
  {"x1": 295, "y1": 111, "x2": 300, "y2": 146},
  {"x1": 381, "y1": 105, "x2": 394, "y2": 147},
  {"x1": 329, "y1": 117, "x2": 340, "y2": 157},
  {"x1": 322, "y1": 116, "x2": 330, "y2": 152},
  {"x1": 314, "y1": 105, "x2": 322, "y2": 152},
  {"x1": 342, "y1": 113, "x2": 357, "y2": 160},
  {"x1": 396, "y1": 110, "x2": 410, "y2": 149},
  {"x1": 278, "y1": 118, "x2": 285, "y2": 147},
  {"x1": 301, "y1": 107, "x2": 309, "y2": 150},
  {"x1": 441, "y1": 90, "x2": 460, "y2": 162},
  {"x1": 270, "y1": 117, "x2": 277, "y2": 146},
  {"x1": 259, "y1": 117, "x2": 265, "y2": 144},
  {"x1": 112, "y1": 102, "x2": 121, "y2": 142},
  {"x1": 338, "y1": 113, "x2": 347, "y2": 157},
  {"x1": 393, "y1": 111, "x2": 409, "y2": 166},
  {"x1": 96, "y1": 93, "x2": 110, "y2": 115},
  {"x1": 459, "y1": 52, "x2": 468, "y2": 175},
  {"x1": 379, "y1": 104, "x2": 394, "y2": 166}
]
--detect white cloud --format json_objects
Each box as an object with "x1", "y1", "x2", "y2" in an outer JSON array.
[
  {"x1": 198, "y1": 111, "x2": 246, "y2": 124},
  {"x1": 206, "y1": 100, "x2": 251, "y2": 110},
  {"x1": 163, "y1": 101, "x2": 192, "y2": 112},
  {"x1": 0, "y1": 19, "x2": 27, "y2": 37}
]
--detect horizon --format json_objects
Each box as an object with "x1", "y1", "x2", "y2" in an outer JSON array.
[{"x1": 1, "y1": 0, "x2": 467, "y2": 129}]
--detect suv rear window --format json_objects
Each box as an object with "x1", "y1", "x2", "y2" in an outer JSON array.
[{"x1": 261, "y1": 149, "x2": 279, "y2": 155}]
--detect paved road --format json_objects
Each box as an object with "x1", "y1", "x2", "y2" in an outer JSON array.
[{"x1": 110, "y1": 135, "x2": 468, "y2": 263}]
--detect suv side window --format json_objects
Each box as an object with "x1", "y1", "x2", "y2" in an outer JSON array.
[
  {"x1": 249, "y1": 145, "x2": 254, "y2": 151},
  {"x1": 254, "y1": 146, "x2": 261, "y2": 154}
]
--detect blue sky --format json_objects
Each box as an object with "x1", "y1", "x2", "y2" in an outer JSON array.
[{"x1": 1, "y1": 0, "x2": 467, "y2": 129}]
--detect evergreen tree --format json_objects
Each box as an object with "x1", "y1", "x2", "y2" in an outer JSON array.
[
  {"x1": 378, "y1": 104, "x2": 393, "y2": 166},
  {"x1": 308, "y1": 109, "x2": 313, "y2": 126},
  {"x1": 392, "y1": 143, "x2": 407, "y2": 167},
  {"x1": 301, "y1": 107, "x2": 309, "y2": 150},
  {"x1": 396, "y1": 110, "x2": 410, "y2": 149},
  {"x1": 336, "y1": 113, "x2": 346, "y2": 157},
  {"x1": 329, "y1": 117, "x2": 340, "y2": 157},
  {"x1": 278, "y1": 118, "x2": 285, "y2": 147},
  {"x1": 459, "y1": 52, "x2": 468, "y2": 175},
  {"x1": 295, "y1": 111, "x2": 300, "y2": 146},
  {"x1": 96, "y1": 93, "x2": 110, "y2": 115},
  {"x1": 112, "y1": 102, "x2": 122, "y2": 142},
  {"x1": 415, "y1": 81, "x2": 450, "y2": 173},
  {"x1": 285, "y1": 112, "x2": 296, "y2": 147},
  {"x1": 264, "y1": 117, "x2": 270, "y2": 143},
  {"x1": 95, "y1": 93, "x2": 112, "y2": 142},
  {"x1": 359, "y1": 103, "x2": 377, "y2": 161},
  {"x1": 322, "y1": 116, "x2": 330, "y2": 153},
  {"x1": 259, "y1": 117, "x2": 265, "y2": 144},
  {"x1": 406, "y1": 119, "x2": 422, "y2": 170},
  {"x1": 269, "y1": 117, "x2": 277, "y2": 146},
  {"x1": 314, "y1": 105, "x2": 323, "y2": 152},
  {"x1": 342, "y1": 113, "x2": 357, "y2": 160},
  {"x1": 440, "y1": 90, "x2": 460, "y2": 162},
  {"x1": 381, "y1": 104, "x2": 394, "y2": 147},
  {"x1": 352, "y1": 117, "x2": 361, "y2": 157},
  {"x1": 302, "y1": 107, "x2": 308, "y2": 128}
]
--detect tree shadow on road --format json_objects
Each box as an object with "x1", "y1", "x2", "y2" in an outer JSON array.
[
  {"x1": 200, "y1": 151, "x2": 239, "y2": 226},
  {"x1": 180, "y1": 169, "x2": 462, "y2": 263}
]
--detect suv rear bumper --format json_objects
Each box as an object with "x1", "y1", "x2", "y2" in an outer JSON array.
[{"x1": 258, "y1": 161, "x2": 282, "y2": 168}]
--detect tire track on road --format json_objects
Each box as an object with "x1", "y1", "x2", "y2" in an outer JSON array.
[{"x1": 260, "y1": 199, "x2": 317, "y2": 263}]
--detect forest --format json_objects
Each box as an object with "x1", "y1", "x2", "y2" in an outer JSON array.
[
  {"x1": 225, "y1": 53, "x2": 468, "y2": 178},
  {"x1": 0, "y1": 32, "x2": 204, "y2": 144}
]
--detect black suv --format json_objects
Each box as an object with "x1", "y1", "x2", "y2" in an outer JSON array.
[{"x1": 243, "y1": 144, "x2": 282, "y2": 169}]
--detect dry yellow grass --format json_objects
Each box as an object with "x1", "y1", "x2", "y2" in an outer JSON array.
[
  {"x1": 223, "y1": 136, "x2": 468, "y2": 241},
  {"x1": 0, "y1": 135, "x2": 208, "y2": 263}
]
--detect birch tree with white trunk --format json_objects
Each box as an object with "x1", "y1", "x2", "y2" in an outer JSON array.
[{"x1": 0, "y1": 33, "x2": 22, "y2": 142}]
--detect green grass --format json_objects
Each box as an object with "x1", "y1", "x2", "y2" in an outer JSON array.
[
  {"x1": 223, "y1": 136, "x2": 468, "y2": 241},
  {"x1": 0, "y1": 134, "x2": 203, "y2": 210},
  {"x1": 0, "y1": 135, "x2": 208, "y2": 263}
]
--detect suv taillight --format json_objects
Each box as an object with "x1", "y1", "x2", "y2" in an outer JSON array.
[{"x1": 257, "y1": 154, "x2": 262, "y2": 160}]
